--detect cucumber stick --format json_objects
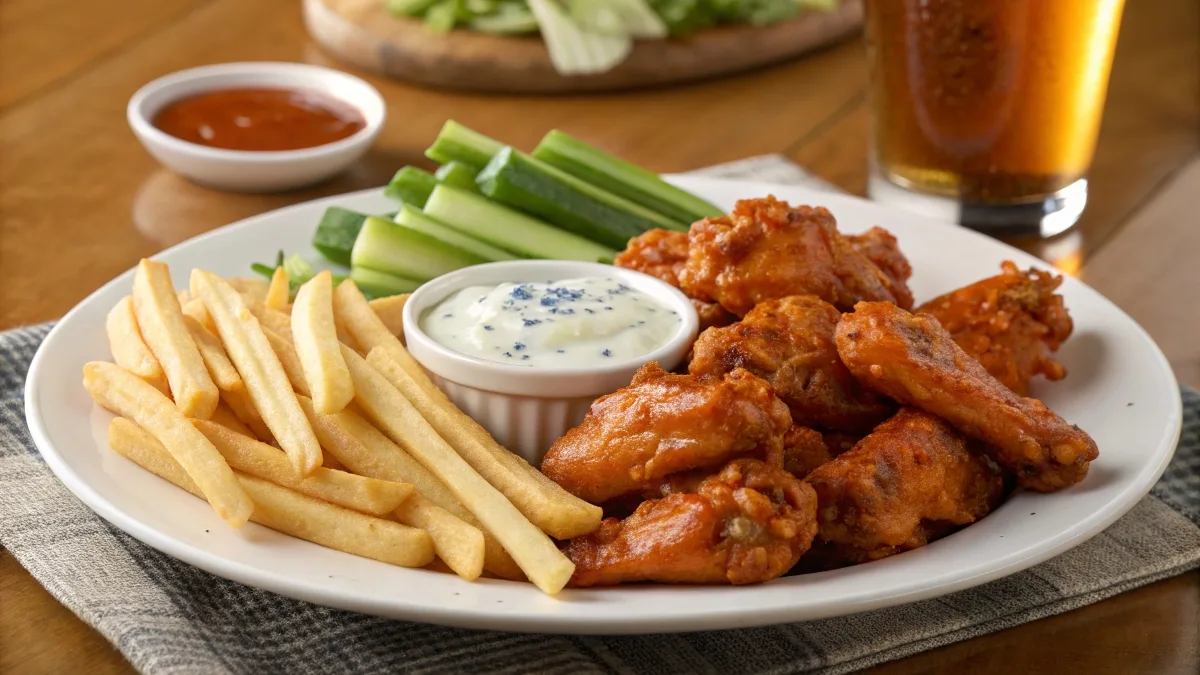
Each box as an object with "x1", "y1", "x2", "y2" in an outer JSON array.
[
  {"x1": 533, "y1": 130, "x2": 722, "y2": 222},
  {"x1": 425, "y1": 120, "x2": 504, "y2": 170},
  {"x1": 384, "y1": 166, "x2": 439, "y2": 206},
  {"x1": 393, "y1": 205, "x2": 518, "y2": 262},
  {"x1": 351, "y1": 216, "x2": 488, "y2": 281},
  {"x1": 434, "y1": 161, "x2": 480, "y2": 191},
  {"x1": 350, "y1": 267, "x2": 422, "y2": 299},
  {"x1": 477, "y1": 146, "x2": 687, "y2": 249},
  {"x1": 424, "y1": 185, "x2": 615, "y2": 262},
  {"x1": 312, "y1": 207, "x2": 367, "y2": 267}
]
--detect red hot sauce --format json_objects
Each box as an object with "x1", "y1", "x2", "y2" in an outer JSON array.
[{"x1": 152, "y1": 88, "x2": 366, "y2": 152}]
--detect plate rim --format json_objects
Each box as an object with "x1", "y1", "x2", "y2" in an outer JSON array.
[{"x1": 23, "y1": 179, "x2": 1184, "y2": 634}]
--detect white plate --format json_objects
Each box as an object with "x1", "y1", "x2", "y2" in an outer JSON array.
[{"x1": 25, "y1": 176, "x2": 1182, "y2": 634}]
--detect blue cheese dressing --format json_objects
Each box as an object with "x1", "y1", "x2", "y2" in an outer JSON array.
[{"x1": 420, "y1": 277, "x2": 681, "y2": 367}]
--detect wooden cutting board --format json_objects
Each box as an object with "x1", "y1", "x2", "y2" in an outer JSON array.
[{"x1": 303, "y1": 0, "x2": 864, "y2": 93}]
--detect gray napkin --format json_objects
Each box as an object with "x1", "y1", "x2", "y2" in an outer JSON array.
[{"x1": 2, "y1": 157, "x2": 1198, "y2": 675}]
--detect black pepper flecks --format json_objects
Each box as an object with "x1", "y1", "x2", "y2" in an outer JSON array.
[
  {"x1": 522, "y1": 318, "x2": 542, "y2": 327},
  {"x1": 513, "y1": 342, "x2": 525, "y2": 351},
  {"x1": 483, "y1": 325, "x2": 494, "y2": 331},
  {"x1": 601, "y1": 349, "x2": 612, "y2": 357},
  {"x1": 521, "y1": 354, "x2": 530, "y2": 361},
  {"x1": 503, "y1": 352, "x2": 513, "y2": 358}
]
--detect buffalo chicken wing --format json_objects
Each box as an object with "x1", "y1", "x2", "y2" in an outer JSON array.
[
  {"x1": 689, "y1": 295, "x2": 895, "y2": 433},
  {"x1": 565, "y1": 458, "x2": 818, "y2": 586},
  {"x1": 678, "y1": 196, "x2": 911, "y2": 315},
  {"x1": 613, "y1": 228, "x2": 736, "y2": 331},
  {"x1": 835, "y1": 301, "x2": 1098, "y2": 492},
  {"x1": 802, "y1": 408, "x2": 1006, "y2": 567},
  {"x1": 540, "y1": 363, "x2": 792, "y2": 504},
  {"x1": 916, "y1": 261, "x2": 1073, "y2": 395}
]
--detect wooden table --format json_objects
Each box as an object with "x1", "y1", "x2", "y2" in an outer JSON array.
[{"x1": 1, "y1": 0, "x2": 1197, "y2": 672}]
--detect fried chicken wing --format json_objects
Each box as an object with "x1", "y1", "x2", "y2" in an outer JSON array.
[
  {"x1": 565, "y1": 458, "x2": 818, "y2": 586},
  {"x1": 678, "y1": 196, "x2": 909, "y2": 316},
  {"x1": 916, "y1": 261, "x2": 1073, "y2": 395},
  {"x1": 802, "y1": 408, "x2": 1006, "y2": 567},
  {"x1": 846, "y1": 226, "x2": 914, "y2": 309},
  {"x1": 541, "y1": 363, "x2": 792, "y2": 504},
  {"x1": 835, "y1": 301, "x2": 1098, "y2": 492},
  {"x1": 689, "y1": 295, "x2": 894, "y2": 432},
  {"x1": 614, "y1": 228, "x2": 736, "y2": 331},
  {"x1": 781, "y1": 425, "x2": 836, "y2": 479}
]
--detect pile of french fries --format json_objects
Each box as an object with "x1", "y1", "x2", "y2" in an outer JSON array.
[{"x1": 88, "y1": 259, "x2": 603, "y2": 595}]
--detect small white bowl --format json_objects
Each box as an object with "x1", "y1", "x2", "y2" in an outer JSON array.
[
  {"x1": 127, "y1": 62, "x2": 385, "y2": 193},
  {"x1": 402, "y1": 260, "x2": 700, "y2": 466}
]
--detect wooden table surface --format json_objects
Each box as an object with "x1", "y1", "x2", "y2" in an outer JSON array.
[{"x1": 1, "y1": 0, "x2": 1197, "y2": 673}]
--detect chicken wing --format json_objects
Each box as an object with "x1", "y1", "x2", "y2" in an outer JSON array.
[
  {"x1": 835, "y1": 301, "x2": 1098, "y2": 492},
  {"x1": 781, "y1": 425, "x2": 837, "y2": 479},
  {"x1": 916, "y1": 261, "x2": 1073, "y2": 395},
  {"x1": 846, "y1": 226, "x2": 914, "y2": 310},
  {"x1": 564, "y1": 458, "x2": 818, "y2": 586},
  {"x1": 802, "y1": 408, "x2": 1006, "y2": 568},
  {"x1": 689, "y1": 295, "x2": 894, "y2": 432},
  {"x1": 541, "y1": 363, "x2": 792, "y2": 504},
  {"x1": 678, "y1": 196, "x2": 909, "y2": 316},
  {"x1": 613, "y1": 228, "x2": 736, "y2": 331}
]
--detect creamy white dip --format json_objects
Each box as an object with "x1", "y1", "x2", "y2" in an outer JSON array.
[{"x1": 420, "y1": 277, "x2": 681, "y2": 367}]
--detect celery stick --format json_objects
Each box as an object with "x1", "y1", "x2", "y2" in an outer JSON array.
[{"x1": 533, "y1": 129, "x2": 722, "y2": 222}]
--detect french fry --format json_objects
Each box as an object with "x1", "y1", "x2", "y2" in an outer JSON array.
[
  {"x1": 336, "y1": 279, "x2": 444, "y2": 396},
  {"x1": 333, "y1": 312, "x2": 361, "y2": 352},
  {"x1": 321, "y1": 449, "x2": 346, "y2": 472},
  {"x1": 260, "y1": 325, "x2": 310, "y2": 396},
  {"x1": 192, "y1": 270, "x2": 322, "y2": 475},
  {"x1": 225, "y1": 277, "x2": 269, "y2": 303},
  {"x1": 109, "y1": 418, "x2": 433, "y2": 567},
  {"x1": 177, "y1": 290, "x2": 191, "y2": 305},
  {"x1": 183, "y1": 315, "x2": 243, "y2": 392},
  {"x1": 368, "y1": 293, "x2": 409, "y2": 342},
  {"x1": 342, "y1": 345, "x2": 572, "y2": 594},
  {"x1": 210, "y1": 401, "x2": 256, "y2": 438},
  {"x1": 397, "y1": 497, "x2": 485, "y2": 581},
  {"x1": 265, "y1": 267, "x2": 290, "y2": 310},
  {"x1": 106, "y1": 296, "x2": 169, "y2": 395},
  {"x1": 241, "y1": 473, "x2": 431, "y2": 569},
  {"x1": 367, "y1": 349, "x2": 602, "y2": 539},
  {"x1": 193, "y1": 420, "x2": 413, "y2": 516},
  {"x1": 314, "y1": 400, "x2": 522, "y2": 580},
  {"x1": 85, "y1": 362, "x2": 251, "y2": 527},
  {"x1": 297, "y1": 395, "x2": 487, "y2": 580},
  {"x1": 181, "y1": 297, "x2": 215, "y2": 333},
  {"x1": 133, "y1": 259, "x2": 219, "y2": 419},
  {"x1": 221, "y1": 387, "x2": 273, "y2": 442},
  {"x1": 248, "y1": 299, "x2": 292, "y2": 337},
  {"x1": 183, "y1": 311, "x2": 274, "y2": 440},
  {"x1": 291, "y1": 271, "x2": 353, "y2": 413}
]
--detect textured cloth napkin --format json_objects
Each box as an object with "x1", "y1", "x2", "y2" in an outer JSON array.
[{"x1": 2, "y1": 156, "x2": 1199, "y2": 675}]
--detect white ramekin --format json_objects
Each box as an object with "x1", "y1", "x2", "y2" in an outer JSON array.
[
  {"x1": 402, "y1": 260, "x2": 700, "y2": 466},
  {"x1": 127, "y1": 62, "x2": 385, "y2": 193}
]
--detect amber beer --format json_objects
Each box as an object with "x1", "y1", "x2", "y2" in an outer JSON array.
[{"x1": 865, "y1": 0, "x2": 1125, "y2": 235}]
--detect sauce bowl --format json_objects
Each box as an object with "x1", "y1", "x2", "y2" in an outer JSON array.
[
  {"x1": 127, "y1": 62, "x2": 385, "y2": 193},
  {"x1": 402, "y1": 260, "x2": 700, "y2": 466}
]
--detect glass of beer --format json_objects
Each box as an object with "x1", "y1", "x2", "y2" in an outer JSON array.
[{"x1": 864, "y1": 0, "x2": 1126, "y2": 237}]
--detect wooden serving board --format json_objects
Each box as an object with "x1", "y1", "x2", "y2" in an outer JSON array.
[{"x1": 303, "y1": 0, "x2": 863, "y2": 93}]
